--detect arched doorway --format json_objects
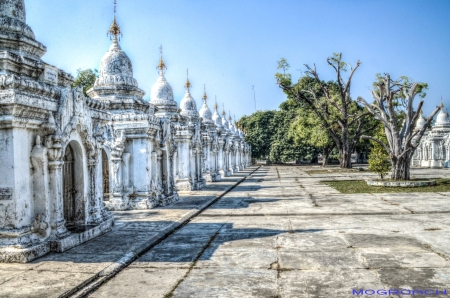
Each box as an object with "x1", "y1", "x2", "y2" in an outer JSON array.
[
  {"x1": 102, "y1": 149, "x2": 110, "y2": 201},
  {"x1": 63, "y1": 144, "x2": 76, "y2": 225},
  {"x1": 63, "y1": 141, "x2": 85, "y2": 227}
]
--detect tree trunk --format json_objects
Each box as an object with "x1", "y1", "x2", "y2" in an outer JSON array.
[
  {"x1": 321, "y1": 147, "x2": 330, "y2": 167},
  {"x1": 339, "y1": 147, "x2": 353, "y2": 168},
  {"x1": 390, "y1": 156, "x2": 412, "y2": 180}
]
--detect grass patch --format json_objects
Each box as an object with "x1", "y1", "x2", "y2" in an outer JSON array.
[
  {"x1": 321, "y1": 179, "x2": 450, "y2": 193},
  {"x1": 305, "y1": 168, "x2": 366, "y2": 175}
]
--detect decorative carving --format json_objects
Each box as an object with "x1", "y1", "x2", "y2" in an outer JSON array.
[
  {"x1": 32, "y1": 214, "x2": 48, "y2": 237},
  {"x1": 0, "y1": 74, "x2": 61, "y2": 99}
]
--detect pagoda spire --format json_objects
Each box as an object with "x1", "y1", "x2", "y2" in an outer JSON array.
[
  {"x1": 157, "y1": 45, "x2": 167, "y2": 76},
  {"x1": 108, "y1": 0, "x2": 122, "y2": 40},
  {"x1": 185, "y1": 69, "x2": 191, "y2": 91},
  {"x1": 202, "y1": 85, "x2": 208, "y2": 104}
]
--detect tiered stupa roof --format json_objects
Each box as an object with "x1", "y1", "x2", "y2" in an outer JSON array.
[
  {"x1": 180, "y1": 74, "x2": 199, "y2": 119},
  {"x1": 150, "y1": 48, "x2": 179, "y2": 117},
  {"x1": 86, "y1": 15, "x2": 146, "y2": 112}
]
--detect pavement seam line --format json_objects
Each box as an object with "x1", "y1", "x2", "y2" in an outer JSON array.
[
  {"x1": 64, "y1": 166, "x2": 260, "y2": 298},
  {"x1": 162, "y1": 226, "x2": 224, "y2": 298},
  {"x1": 164, "y1": 170, "x2": 263, "y2": 297}
]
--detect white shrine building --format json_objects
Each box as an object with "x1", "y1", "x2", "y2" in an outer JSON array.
[
  {"x1": 0, "y1": 0, "x2": 251, "y2": 263},
  {"x1": 412, "y1": 104, "x2": 450, "y2": 168}
]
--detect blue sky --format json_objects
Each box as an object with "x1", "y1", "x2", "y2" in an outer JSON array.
[{"x1": 25, "y1": 0, "x2": 450, "y2": 119}]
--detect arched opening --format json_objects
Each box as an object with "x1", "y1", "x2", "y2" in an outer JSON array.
[
  {"x1": 63, "y1": 145, "x2": 76, "y2": 225},
  {"x1": 102, "y1": 149, "x2": 110, "y2": 201},
  {"x1": 63, "y1": 141, "x2": 85, "y2": 227},
  {"x1": 161, "y1": 149, "x2": 169, "y2": 194}
]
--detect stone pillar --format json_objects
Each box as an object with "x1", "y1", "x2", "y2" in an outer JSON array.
[
  {"x1": 109, "y1": 149, "x2": 124, "y2": 209},
  {"x1": 228, "y1": 148, "x2": 234, "y2": 174},
  {"x1": 173, "y1": 150, "x2": 178, "y2": 182},
  {"x1": 47, "y1": 137, "x2": 70, "y2": 239},
  {"x1": 87, "y1": 154, "x2": 102, "y2": 225},
  {"x1": 182, "y1": 141, "x2": 190, "y2": 179},
  {"x1": 30, "y1": 136, "x2": 50, "y2": 229},
  {"x1": 175, "y1": 139, "x2": 193, "y2": 191},
  {"x1": 189, "y1": 147, "x2": 196, "y2": 186},
  {"x1": 151, "y1": 151, "x2": 158, "y2": 185},
  {"x1": 122, "y1": 153, "x2": 131, "y2": 190},
  {"x1": 218, "y1": 139, "x2": 225, "y2": 177},
  {"x1": 431, "y1": 141, "x2": 439, "y2": 168}
]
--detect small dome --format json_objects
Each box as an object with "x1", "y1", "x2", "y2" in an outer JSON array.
[
  {"x1": 199, "y1": 91, "x2": 213, "y2": 124},
  {"x1": 94, "y1": 37, "x2": 139, "y2": 88},
  {"x1": 199, "y1": 103, "x2": 213, "y2": 123},
  {"x1": 99, "y1": 38, "x2": 133, "y2": 78},
  {"x1": 221, "y1": 112, "x2": 229, "y2": 130},
  {"x1": 212, "y1": 104, "x2": 223, "y2": 128},
  {"x1": 415, "y1": 111, "x2": 426, "y2": 130},
  {"x1": 151, "y1": 73, "x2": 175, "y2": 103},
  {"x1": 180, "y1": 89, "x2": 199, "y2": 118},
  {"x1": 229, "y1": 121, "x2": 235, "y2": 133},
  {"x1": 435, "y1": 108, "x2": 449, "y2": 125}
]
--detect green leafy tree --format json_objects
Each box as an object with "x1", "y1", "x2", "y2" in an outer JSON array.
[
  {"x1": 368, "y1": 123, "x2": 391, "y2": 179},
  {"x1": 285, "y1": 77, "x2": 337, "y2": 166},
  {"x1": 269, "y1": 101, "x2": 317, "y2": 163},
  {"x1": 72, "y1": 68, "x2": 98, "y2": 96},
  {"x1": 237, "y1": 102, "x2": 316, "y2": 163},
  {"x1": 276, "y1": 53, "x2": 377, "y2": 168},
  {"x1": 237, "y1": 111, "x2": 277, "y2": 159}
]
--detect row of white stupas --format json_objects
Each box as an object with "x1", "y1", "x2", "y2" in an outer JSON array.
[
  {"x1": 412, "y1": 104, "x2": 450, "y2": 168},
  {"x1": 0, "y1": 0, "x2": 251, "y2": 263}
]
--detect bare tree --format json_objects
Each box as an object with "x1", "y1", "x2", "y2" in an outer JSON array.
[
  {"x1": 277, "y1": 53, "x2": 376, "y2": 168},
  {"x1": 357, "y1": 74, "x2": 441, "y2": 180}
]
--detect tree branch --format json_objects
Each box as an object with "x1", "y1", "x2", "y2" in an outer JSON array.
[{"x1": 361, "y1": 135, "x2": 391, "y2": 154}]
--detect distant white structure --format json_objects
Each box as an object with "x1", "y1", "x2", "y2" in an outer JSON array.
[{"x1": 412, "y1": 104, "x2": 450, "y2": 168}]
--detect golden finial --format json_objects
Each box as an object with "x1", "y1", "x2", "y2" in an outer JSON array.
[
  {"x1": 214, "y1": 96, "x2": 218, "y2": 110},
  {"x1": 157, "y1": 45, "x2": 166, "y2": 72},
  {"x1": 222, "y1": 104, "x2": 226, "y2": 116},
  {"x1": 228, "y1": 110, "x2": 232, "y2": 121},
  {"x1": 185, "y1": 69, "x2": 191, "y2": 90},
  {"x1": 108, "y1": 0, "x2": 121, "y2": 38},
  {"x1": 202, "y1": 84, "x2": 207, "y2": 102},
  {"x1": 440, "y1": 96, "x2": 444, "y2": 108}
]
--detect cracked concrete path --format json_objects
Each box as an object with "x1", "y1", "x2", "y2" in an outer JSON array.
[
  {"x1": 0, "y1": 167, "x2": 258, "y2": 298},
  {"x1": 88, "y1": 165, "x2": 450, "y2": 298}
]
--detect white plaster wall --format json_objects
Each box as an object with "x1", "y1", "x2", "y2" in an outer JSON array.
[
  {"x1": 130, "y1": 138, "x2": 149, "y2": 192},
  {"x1": 0, "y1": 129, "x2": 16, "y2": 229},
  {"x1": 12, "y1": 128, "x2": 33, "y2": 229}
]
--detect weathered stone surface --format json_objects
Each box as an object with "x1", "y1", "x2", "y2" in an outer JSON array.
[
  {"x1": 0, "y1": 0, "x2": 252, "y2": 263},
  {"x1": 87, "y1": 165, "x2": 450, "y2": 297},
  {"x1": 366, "y1": 179, "x2": 436, "y2": 187},
  {"x1": 88, "y1": 268, "x2": 188, "y2": 298},
  {"x1": 0, "y1": 172, "x2": 253, "y2": 297}
]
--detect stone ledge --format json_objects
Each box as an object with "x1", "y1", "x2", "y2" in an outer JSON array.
[
  {"x1": 366, "y1": 179, "x2": 437, "y2": 187},
  {"x1": 0, "y1": 242, "x2": 50, "y2": 263},
  {"x1": 49, "y1": 217, "x2": 114, "y2": 253}
]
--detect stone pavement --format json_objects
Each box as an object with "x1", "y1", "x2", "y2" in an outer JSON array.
[
  {"x1": 88, "y1": 165, "x2": 450, "y2": 298},
  {"x1": 0, "y1": 166, "x2": 259, "y2": 298}
]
